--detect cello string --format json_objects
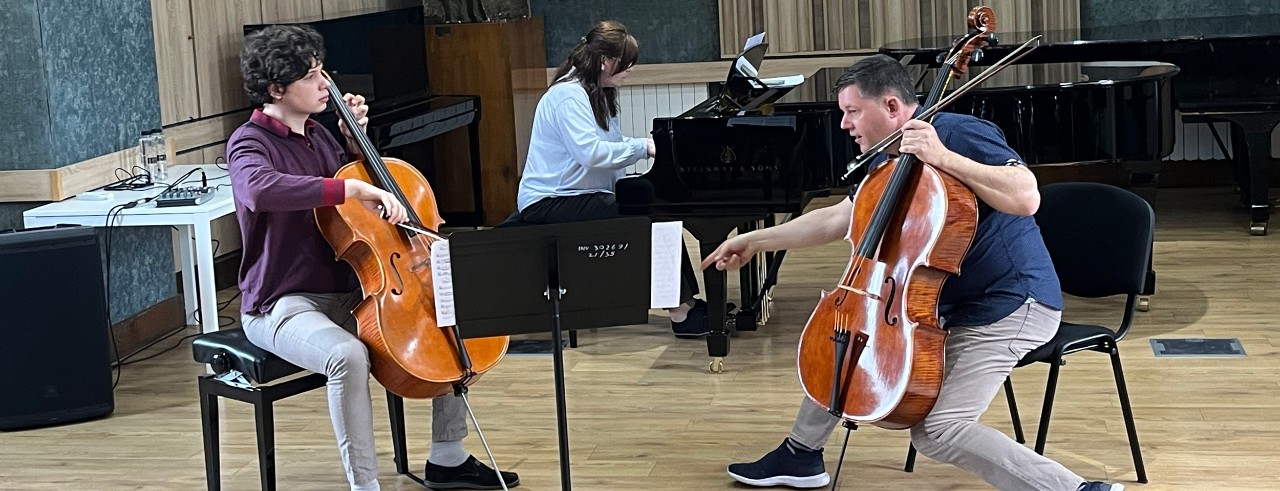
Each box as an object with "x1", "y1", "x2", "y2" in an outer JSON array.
[
  {"x1": 324, "y1": 71, "x2": 424, "y2": 225},
  {"x1": 460, "y1": 392, "x2": 511, "y2": 491}
]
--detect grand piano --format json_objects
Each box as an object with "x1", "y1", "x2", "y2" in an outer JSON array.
[
  {"x1": 617, "y1": 43, "x2": 855, "y2": 370},
  {"x1": 881, "y1": 14, "x2": 1280, "y2": 235}
]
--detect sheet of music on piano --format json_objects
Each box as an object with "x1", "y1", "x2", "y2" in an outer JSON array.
[{"x1": 737, "y1": 32, "x2": 804, "y2": 89}]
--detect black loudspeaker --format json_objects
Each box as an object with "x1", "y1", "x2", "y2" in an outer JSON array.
[{"x1": 0, "y1": 224, "x2": 114, "y2": 430}]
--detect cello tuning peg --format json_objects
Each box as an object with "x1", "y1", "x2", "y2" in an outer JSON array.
[
  {"x1": 971, "y1": 49, "x2": 983, "y2": 63},
  {"x1": 988, "y1": 34, "x2": 999, "y2": 47}
]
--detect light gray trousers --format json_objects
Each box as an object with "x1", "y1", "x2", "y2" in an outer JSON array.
[
  {"x1": 242, "y1": 292, "x2": 468, "y2": 489},
  {"x1": 789, "y1": 301, "x2": 1086, "y2": 491}
]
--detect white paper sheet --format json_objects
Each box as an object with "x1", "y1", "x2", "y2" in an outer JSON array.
[
  {"x1": 734, "y1": 32, "x2": 767, "y2": 78},
  {"x1": 430, "y1": 239, "x2": 456, "y2": 327},
  {"x1": 755, "y1": 74, "x2": 805, "y2": 88},
  {"x1": 650, "y1": 221, "x2": 684, "y2": 309}
]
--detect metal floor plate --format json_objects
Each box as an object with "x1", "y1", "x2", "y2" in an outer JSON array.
[{"x1": 1150, "y1": 338, "x2": 1246, "y2": 357}]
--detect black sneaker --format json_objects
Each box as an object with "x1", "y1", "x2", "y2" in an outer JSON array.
[
  {"x1": 727, "y1": 439, "x2": 830, "y2": 488},
  {"x1": 424, "y1": 455, "x2": 520, "y2": 489},
  {"x1": 672, "y1": 299, "x2": 711, "y2": 338},
  {"x1": 1078, "y1": 482, "x2": 1124, "y2": 491}
]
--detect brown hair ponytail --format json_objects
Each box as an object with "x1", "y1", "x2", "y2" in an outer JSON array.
[{"x1": 551, "y1": 20, "x2": 639, "y2": 131}]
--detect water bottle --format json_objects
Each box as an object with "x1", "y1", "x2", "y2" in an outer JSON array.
[
  {"x1": 138, "y1": 130, "x2": 153, "y2": 180},
  {"x1": 152, "y1": 130, "x2": 169, "y2": 181}
]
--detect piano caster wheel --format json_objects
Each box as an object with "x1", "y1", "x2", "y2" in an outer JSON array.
[
  {"x1": 1137, "y1": 296, "x2": 1150, "y2": 312},
  {"x1": 1249, "y1": 221, "x2": 1268, "y2": 236},
  {"x1": 709, "y1": 357, "x2": 724, "y2": 374}
]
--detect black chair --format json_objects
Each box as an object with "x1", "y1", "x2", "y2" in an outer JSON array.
[
  {"x1": 193, "y1": 328, "x2": 417, "y2": 490},
  {"x1": 904, "y1": 182, "x2": 1152, "y2": 484}
]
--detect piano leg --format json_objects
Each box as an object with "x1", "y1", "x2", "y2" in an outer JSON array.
[
  {"x1": 1199, "y1": 111, "x2": 1280, "y2": 235},
  {"x1": 735, "y1": 220, "x2": 763, "y2": 332},
  {"x1": 685, "y1": 216, "x2": 760, "y2": 373},
  {"x1": 700, "y1": 238, "x2": 731, "y2": 373},
  {"x1": 1232, "y1": 115, "x2": 1279, "y2": 236}
]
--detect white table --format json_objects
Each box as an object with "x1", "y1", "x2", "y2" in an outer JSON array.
[{"x1": 23, "y1": 164, "x2": 236, "y2": 334}]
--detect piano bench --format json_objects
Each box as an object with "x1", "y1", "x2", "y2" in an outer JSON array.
[{"x1": 191, "y1": 329, "x2": 413, "y2": 490}]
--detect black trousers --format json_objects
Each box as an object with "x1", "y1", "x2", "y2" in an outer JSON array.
[{"x1": 500, "y1": 193, "x2": 700, "y2": 305}]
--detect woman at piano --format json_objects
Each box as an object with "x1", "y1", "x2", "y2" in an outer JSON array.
[{"x1": 500, "y1": 20, "x2": 710, "y2": 338}]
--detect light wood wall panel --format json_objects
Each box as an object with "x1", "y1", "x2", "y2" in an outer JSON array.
[
  {"x1": 719, "y1": 0, "x2": 1080, "y2": 57},
  {"x1": 151, "y1": 0, "x2": 198, "y2": 125},
  {"x1": 263, "y1": 0, "x2": 325, "y2": 22},
  {"x1": 191, "y1": 1, "x2": 262, "y2": 117},
  {"x1": 321, "y1": 0, "x2": 418, "y2": 18}
]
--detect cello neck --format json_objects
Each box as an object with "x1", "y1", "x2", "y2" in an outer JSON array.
[
  {"x1": 850, "y1": 13, "x2": 996, "y2": 260},
  {"x1": 852, "y1": 61, "x2": 958, "y2": 259},
  {"x1": 323, "y1": 73, "x2": 425, "y2": 227}
]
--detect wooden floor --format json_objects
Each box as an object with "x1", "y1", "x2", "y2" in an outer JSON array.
[{"x1": 3, "y1": 185, "x2": 1278, "y2": 490}]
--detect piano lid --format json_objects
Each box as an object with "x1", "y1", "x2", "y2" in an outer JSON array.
[
  {"x1": 881, "y1": 15, "x2": 1280, "y2": 109},
  {"x1": 882, "y1": 14, "x2": 1280, "y2": 57},
  {"x1": 680, "y1": 40, "x2": 810, "y2": 117},
  {"x1": 776, "y1": 62, "x2": 1177, "y2": 103}
]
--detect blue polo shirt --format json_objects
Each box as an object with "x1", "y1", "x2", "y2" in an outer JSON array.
[{"x1": 852, "y1": 111, "x2": 1063, "y2": 328}]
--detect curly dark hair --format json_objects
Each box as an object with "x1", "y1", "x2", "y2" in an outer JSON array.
[{"x1": 239, "y1": 25, "x2": 326, "y2": 106}]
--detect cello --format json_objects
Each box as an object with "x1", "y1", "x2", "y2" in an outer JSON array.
[
  {"x1": 314, "y1": 74, "x2": 509, "y2": 400},
  {"x1": 797, "y1": 7, "x2": 1040, "y2": 430}
]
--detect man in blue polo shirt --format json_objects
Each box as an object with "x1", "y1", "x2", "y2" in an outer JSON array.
[{"x1": 703, "y1": 55, "x2": 1122, "y2": 491}]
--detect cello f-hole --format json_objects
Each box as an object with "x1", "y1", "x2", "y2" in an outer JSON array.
[
  {"x1": 388, "y1": 252, "x2": 405, "y2": 295},
  {"x1": 882, "y1": 276, "x2": 898, "y2": 326}
]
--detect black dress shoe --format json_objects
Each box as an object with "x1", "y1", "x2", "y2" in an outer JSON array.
[
  {"x1": 671, "y1": 299, "x2": 711, "y2": 338},
  {"x1": 424, "y1": 455, "x2": 520, "y2": 489}
]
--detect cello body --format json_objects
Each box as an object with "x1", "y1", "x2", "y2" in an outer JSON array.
[
  {"x1": 316, "y1": 157, "x2": 508, "y2": 399},
  {"x1": 794, "y1": 3, "x2": 1004, "y2": 432},
  {"x1": 796, "y1": 157, "x2": 977, "y2": 429}
]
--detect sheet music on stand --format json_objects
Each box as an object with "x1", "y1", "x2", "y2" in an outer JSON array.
[
  {"x1": 428, "y1": 221, "x2": 684, "y2": 328},
  {"x1": 735, "y1": 32, "x2": 766, "y2": 77},
  {"x1": 426, "y1": 217, "x2": 670, "y2": 490}
]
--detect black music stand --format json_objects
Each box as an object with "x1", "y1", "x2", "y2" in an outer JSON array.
[{"x1": 449, "y1": 217, "x2": 654, "y2": 491}]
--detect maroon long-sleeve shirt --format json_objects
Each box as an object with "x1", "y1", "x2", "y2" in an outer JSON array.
[{"x1": 228, "y1": 109, "x2": 354, "y2": 315}]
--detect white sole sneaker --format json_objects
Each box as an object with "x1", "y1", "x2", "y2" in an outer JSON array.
[{"x1": 727, "y1": 469, "x2": 831, "y2": 488}]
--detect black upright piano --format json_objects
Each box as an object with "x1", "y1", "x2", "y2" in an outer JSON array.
[
  {"x1": 617, "y1": 43, "x2": 855, "y2": 368},
  {"x1": 881, "y1": 14, "x2": 1280, "y2": 235}
]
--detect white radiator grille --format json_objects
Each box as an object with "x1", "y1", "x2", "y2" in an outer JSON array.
[
  {"x1": 1167, "y1": 120, "x2": 1232, "y2": 161},
  {"x1": 617, "y1": 83, "x2": 709, "y2": 174},
  {"x1": 1166, "y1": 119, "x2": 1280, "y2": 161}
]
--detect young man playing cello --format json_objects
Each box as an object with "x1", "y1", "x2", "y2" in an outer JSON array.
[
  {"x1": 228, "y1": 25, "x2": 518, "y2": 490},
  {"x1": 704, "y1": 55, "x2": 1124, "y2": 491}
]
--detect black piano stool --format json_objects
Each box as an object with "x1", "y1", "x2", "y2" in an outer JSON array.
[{"x1": 192, "y1": 329, "x2": 413, "y2": 490}]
